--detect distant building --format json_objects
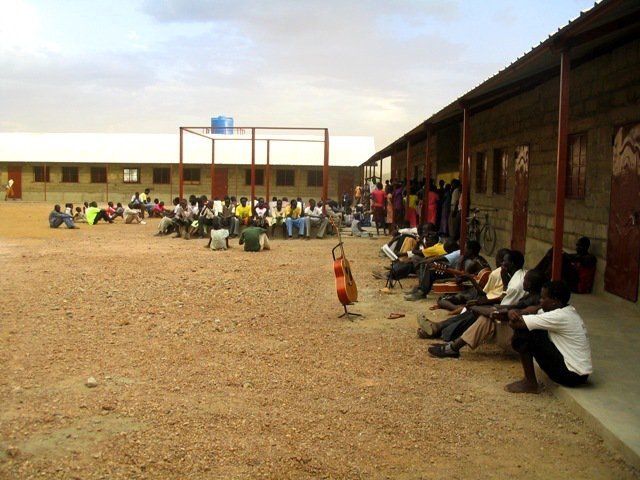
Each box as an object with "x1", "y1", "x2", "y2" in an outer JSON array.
[{"x1": 0, "y1": 132, "x2": 374, "y2": 204}]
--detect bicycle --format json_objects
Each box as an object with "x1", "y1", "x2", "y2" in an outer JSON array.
[{"x1": 467, "y1": 208, "x2": 497, "y2": 256}]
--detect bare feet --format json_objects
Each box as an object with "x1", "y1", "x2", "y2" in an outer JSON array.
[
  {"x1": 428, "y1": 304, "x2": 440, "y2": 311},
  {"x1": 504, "y1": 379, "x2": 539, "y2": 394}
]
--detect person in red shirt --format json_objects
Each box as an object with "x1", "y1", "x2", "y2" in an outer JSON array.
[{"x1": 370, "y1": 182, "x2": 387, "y2": 236}]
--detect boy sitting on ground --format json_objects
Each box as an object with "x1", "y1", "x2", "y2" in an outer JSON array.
[{"x1": 505, "y1": 280, "x2": 592, "y2": 393}]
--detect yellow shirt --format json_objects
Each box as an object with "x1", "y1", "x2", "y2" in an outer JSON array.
[
  {"x1": 483, "y1": 267, "x2": 504, "y2": 300},
  {"x1": 285, "y1": 205, "x2": 302, "y2": 219},
  {"x1": 422, "y1": 243, "x2": 446, "y2": 258},
  {"x1": 236, "y1": 204, "x2": 252, "y2": 220}
]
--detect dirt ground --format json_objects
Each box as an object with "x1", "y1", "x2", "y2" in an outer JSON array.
[{"x1": 0, "y1": 202, "x2": 637, "y2": 480}]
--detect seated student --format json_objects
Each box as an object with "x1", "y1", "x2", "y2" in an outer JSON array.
[
  {"x1": 235, "y1": 196, "x2": 252, "y2": 228},
  {"x1": 172, "y1": 198, "x2": 193, "y2": 238},
  {"x1": 86, "y1": 201, "x2": 113, "y2": 225},
  {"x1": 533, "y1": 236, "x2": 597, "y2": 293},
  {"x1": 152, "y1": 201, "x2": 166, "y2": 218},
  {"x1": 325, "y1": 200, "x2": 344, "y2": 233},
  {"x1": 405, "y1": 239, "x2": 487, "y2": 302},
  {"x1": 285, "y1": 199, "x2": 305, "y2": 238},
  {"x1": 304, "y1": 198, "x2": 329, "y2": 239},
  {"x1": 49, "y1": 204, "x2": 78, "y2": 229},
  {"x1": 239, "y1": 219, "x2": 270, "y2": 252},
  {"x1": 123, "y1": 205, "x2": 147, "y2": 224},
  {"x1": 417, "y1": 248, "x2": 511, "y2": 341},
  {"x1": 221, "y1": 196, "x2": 240, "y2": 238},
  {"x1": 384, "y1": 222, "x2": 428, "y2": 256},
  {"x1": 156, "y1": 197, "x2": 180, "y2": 235},
  {"x1": 130, "y1": 192, "x2": 145, "y2": 218},
  {"x1": 212, "y1": 197, "x2": 223, "y2": 217},
  {"x1": 433, "y1": 248, "x2": 510, "y2": 314},
  {"x1": 270, "y1": 198, "x2": 287, "y2": 237},
  {"x1": 73, "y1": 206, "x2": 87, "y2": 223},
  {"x1": 64, "y1": 203, "x2": 74, "y2": 216},
  {"x1": 253, "y1": 198, "x2": 270, "y2": 229},
  {"x1": 144, "y1": 197, "x2": 157, "y2": 217},
  {"x1": 377, "y1": 231, "x2": 445, "y2": 281},
  {"x1": 433, "y1": 242, "x2": 497, "y2": 310},
  {"x1": 206, "y1": 216, "x2": 231, "y2": 251},
  {"x1": 427, "y1": 250, "x2": 531, "y2": 358},
  {"x1": 506, "y1": 280, "x2": 592, "y2": 393}
]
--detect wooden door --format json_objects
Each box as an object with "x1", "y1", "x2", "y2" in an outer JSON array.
[
  {"x1": 337, "y1": 172, "x2": 354, "y2": 203},
  {"x1": 511, "y1": 145, "x2": 529, "y2": 253},
  {"x1": 7, "y1": 166, "x2": 22, "y2": 199},
  {"x1": 212, "y1": 167, "x2": 228, "y2": 198},
  {"x1": 605, "y1": 124, "x2": 640, "y2": 301}
]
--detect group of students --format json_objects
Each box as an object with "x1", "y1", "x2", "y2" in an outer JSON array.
[
  {"x1": 153, "y1": 194, "x2": 348, "y2": 251},
  {"x1": 375, "y1": 223, "x2": 595, "y2": 394},
  {"x1": 48, "y1": 194, "x2": 164, "y2": 229}
]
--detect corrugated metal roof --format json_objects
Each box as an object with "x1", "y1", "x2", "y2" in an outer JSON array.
[
  {"x1": 365, "y1": 0, "x2": 640, "y2": 165},
  {"x1": 0, "y1": 132, "x2": 375, "y2": 168}
]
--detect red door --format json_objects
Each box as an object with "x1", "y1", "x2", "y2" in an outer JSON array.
[
  {"x1": 605, "y1": 124, "x2": 640, "y2": 302},
  {"x1": 511, "y1": 145, "x2": 529, "y2": 253},
  {"x1": 337, "y1": 172, "x2": 354, "y2": 203},
  {"x1": 212, "y1": 167, "x2": 228, "y2": 198},
  {"x1": 7, "y1": 166, "x2": 22, "y2": 199}
]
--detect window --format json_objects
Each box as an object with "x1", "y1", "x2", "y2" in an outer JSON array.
[
  {"x1": 183, "y1": 167, "x2": 201, "y2": 184},
  {"x1": 566, "y1": 133, "x2": 587, "y2": 199},
  {"x1": 33, "y1": 166, "x2": 50, "y2": 183},
  {"x1": 492, "y1": 148, "x2": 508, "y2": 194},
  {"x1": 276, "y1": 169, "x2": 295, "y2": 186},
  {"x1": 475, "y1": 152, "x2": 487, "y2": 194},
  {"x1": 307, "y1": 169, "x2": 323, "y2": 187},
  {"x1": 153, "y1": 168, "x2": 171, "y2": 184},
  {"x1": 91, "y1": 167, "x2": 107, "y2": 183},
  {"x1": 245, "y1": 168, "x2": 264, "y2": 186},
  {"x1": 123, "y1": 168, "x2": 139, "y2": 183},
  {"x1": 62, "y1": 166, "x2": 79, "y2": 183}
]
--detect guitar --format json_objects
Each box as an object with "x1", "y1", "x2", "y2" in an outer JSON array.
[
  {"x1": 430, "y1": 262, "x2": 491, "y2": 294},
  {"x1": 330, "y1": 217, "x2": 358, "y2": 305}
]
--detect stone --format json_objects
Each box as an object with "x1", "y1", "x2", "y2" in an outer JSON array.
[{"x1": 86, "y1": 377, "x2": 98, "y2": 388}]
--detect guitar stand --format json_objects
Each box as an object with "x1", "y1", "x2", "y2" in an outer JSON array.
[{"x1": 338, "y1": 304, "x2": 362, "y2": 320}]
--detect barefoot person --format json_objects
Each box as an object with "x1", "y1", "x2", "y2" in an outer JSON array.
[{"x1": 505, "y1": 280, "x2": 592, "y2": 394}]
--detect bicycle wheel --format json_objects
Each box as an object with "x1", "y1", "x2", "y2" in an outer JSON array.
[
  {"x1": 468, "y1": 219, "x2": 480, "y2": 242},
  {"x1": 481, "y1": 224, "x2": 497, "y2": 256}
]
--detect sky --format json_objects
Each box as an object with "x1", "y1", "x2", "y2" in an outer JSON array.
[{"x1": 0, "y1": 0, "x2": 597, "y2": 149}]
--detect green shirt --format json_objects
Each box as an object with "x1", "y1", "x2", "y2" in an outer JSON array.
[
  {"x1": 86, "y1": 207, "x2": 101, "y2": 225},
  {"x1": 239, "y1": 226, "x2": 266, "y2": 252}
]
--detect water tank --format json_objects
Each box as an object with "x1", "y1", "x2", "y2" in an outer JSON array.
[{"x1": 211, "y1": 116, "x2": 234, "y2": 135}]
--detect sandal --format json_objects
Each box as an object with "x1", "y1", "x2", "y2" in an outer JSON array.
[{"x1": 387, "y1": 312, "x2": 405, "y2": 319}]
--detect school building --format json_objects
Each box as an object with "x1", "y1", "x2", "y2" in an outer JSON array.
[
  {"x1": 362, "y1": 0, "x2": 640, "y2": 307},
  {"x1": 0, "y1": 131, "x2": 374, "y2": 206}
]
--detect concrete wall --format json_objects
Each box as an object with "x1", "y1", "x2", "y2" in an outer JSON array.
[
  {"x1": 469, "y1": 37, "x2": 640, "y2": 298},
  {"x1": 1, "y1": 163, "x2": 357, "y2": 206}
]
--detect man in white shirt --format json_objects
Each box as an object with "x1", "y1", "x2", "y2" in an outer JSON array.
[
  {"x1": 505, "y1": 280, "x2": 592, "y2": 393},
  {"x1": 303, "y1": 199, "x2": 328, "y2": 239}
]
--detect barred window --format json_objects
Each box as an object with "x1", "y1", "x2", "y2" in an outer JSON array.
[
  {"x1": 91, "y1": 167, "x2": 107, "y2": 183},
  {"x1": 183, "y1": 168, "x2": 201, "y2": 184},
  {"x1": 492, "y1": 148, "x2": 508, "y2": 194},
  {"x1": 153, "y1": 168, "x2": 171, "y2": 184},
  {"x1": 34, "y1": 166, "x2": 50, "y2": 183},
  {"x1": 62, "y1": 166, "x2": 79, "y2": 183},
  {"x1": 475, "y1": 152, "x2": 487, "y2": 194},
  {"x1": 276, "y1": 169, "x2": 295, "y2": 186},
  {"x1": 566, "y1": 133, "x2": 587, "y2": 199},
  {"x1": 307, "y1": 170, "x2": 323, "y2": 187},
  {"x1": 245, "y1": 168, "x2": 264, "y2": 186},
  {"x1": 123, "y1": 168, "x2": 139, "y2": 184}
]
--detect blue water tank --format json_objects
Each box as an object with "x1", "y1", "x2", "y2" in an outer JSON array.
[{"x1": 211, "y1": 116, "x2": 234, "y2": 134}]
